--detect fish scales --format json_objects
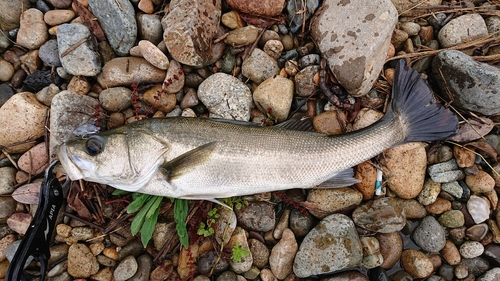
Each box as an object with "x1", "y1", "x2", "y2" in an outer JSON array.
[{"x1": 58, "y1": 60, "x2": 458, "y2": 200}]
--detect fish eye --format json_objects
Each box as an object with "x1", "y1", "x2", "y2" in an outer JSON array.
[{"x1": 85, "y1": 136, "x2": 104, "y2": 156}]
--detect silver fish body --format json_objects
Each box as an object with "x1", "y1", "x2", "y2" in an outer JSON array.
[{"x1": 58, "y1": 61, "x2": 458, "y2": 200}]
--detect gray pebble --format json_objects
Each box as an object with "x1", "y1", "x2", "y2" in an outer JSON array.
[
  {"x1": 128, "y1": 254, "x2": 153, "y2": 281},
  {"x1": 462, "y1": 257, "x2": 490, "y2": 277},
  {"x1": 118, "y1": 240, "x2": 144, "y2": 260},
  {"x1": 432, "y1": 50, "x2": 500, "y2": 116},
  {"x1": 70, "y1": 226, "x2": 94, "y2": 241},
  {"x1": 478, "y1": 268, "x2": 500, "y2": 281},
  {"x1": 198, "y1": 250, "x2": 229, "y2": 275},
  {"x1": 441, "y1": 181, "x2": 463, "y2": 199},
  {"x1": 36, "y1": 84, "x2": 61, "y2": 107},
  {"x1": 438, "y1": 14, "x2": 488, "y2": 48},
  {"x1": 0, "y1": 197, "x2": 16, "y2": 223},
  {"x1": 114, "y1": 255, "x2": 138, "y2": 281},
  {"x1": 0, "y1": 167, "x2": 16, "y2": 195},
  {"x1": 411, "y1": 216, "x2": 446, "y2": 252},
  {"x1": 235, "y1": 201, "x2": 275, "y2": 232},
  {"x1": 57, "y1": 23, "x2": 102, "y2": 76},
  {"x1": 39, "y1": 39, "x2": 61, "y2": 67},
  {"x1": 427, "y1": 159, "x2": 464, "y2": 183},
  {"x1": 298, "y1": 54, "x2": 320, "y2": 68},
  {"x1": 137, "y1": 14, "x2": 163, "y2": 45},
  {"x1": 97, "y1": 255, "x2": 118, "y2": 267},
  {"x1": 198, "y1": 72, "x2": 253, "y2": 121},
  {"x1": 88, "y1": 0, "x2": 137, "y2": 56},
  {"x1": 0, "y1": 83, "x2": 14, "y2": 107},
  {"x1": 241, "y1": 48, "x2": 280, "y2": 84},
  {"x1": 289, "y1": 208, "x2": 315, "y2": 237}
]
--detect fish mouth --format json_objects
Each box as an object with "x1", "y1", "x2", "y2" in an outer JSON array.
[{"x1": 58, "y1": 144, "x2": 92, "y2": 180}]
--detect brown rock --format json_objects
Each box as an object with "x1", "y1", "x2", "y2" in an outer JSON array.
[
  {"x1": 454, "y1": 145, "x2": 476, "y2": 168},
  {"x1": 67, "y1": 243, "x2": 100, "y2": 278},
  {"x1": 6, "y1": 212, "x2": 32, "y2": 235},
  {"x1": 354, "y1": 160, "x2": 377, "y2": 200},
  {"x1": 138, "y1": 0, "x2": 154, "y2": 14},
  {"x1": 440, "y1": 240, "x2": 461, "y2": 265},
  {"x1": 17, "y1": 142, "x2": 49, "y2": 175},
  {"x1": 43, "y1": 9, "x2": 75, "y2": 26},
  {"x1": 97, "y1": 57, "x2": 166, "y2": 88},
  {"x1": 394, "y1": 198, "x2": 426, "y2": 219},
  {"x1": 425, "y1": 197, "x2": 452, "y2": 214},
  {"x1": 401, "y1": 249, "x2": 433, "y2": 278},
  {"x1": 306, "y1": 187, "x2": 363, "y2": 219},
  {"x1": 269, "y1": 229, "x2": 297, "y2": 279},
  {"x1": 376, "y1": 232, "x2": 402, "y2": 269},
  {"x1": 380, "y1": 142, "x2": 427, "y2": 199},
  {"x1": 226, "y1": 0, "x2": 285, "y2": 17},
  {"x1": 67, "y1": 76, "x2": 91, "y2": 95},
  {"x1": 0, "y1": 92, "x2": 47, "y2": 153},
  {"x1": 0, "y1": 0, "x2": 30, "y2": 31},
  {"x1": 221, "y1": 10, "x2": 245, "y2": 29},
  {"x1": 16, "y1": 8, "x2": 48, "y2": 50},
  {"x1": 138, "y1": 40, "x2": 169, "y2": 70},
  {"x1": 352, "y1": 108, "x2": 383, "y2": 130},
  {"x1": 142, "y1": 84, "x2": 177, "y2": 113},
  {"x1": 163, "y1": 60, "x2": 185, "y2": 94},
  {"x1": 466, "y1": 170, "x2": 495, "y2": 193},
  {"x1": 162, "y1": 0, "x2": 225, "y2": 67},
  {"x1": 419, "y1": 25, "x2": 434, "y2": 43},
  {"x1": 0, "y1": 234, "x2": 16, "y2": 262},
  {"x1": 313, "y1": 110, "x2": 347, "y2": 135}
]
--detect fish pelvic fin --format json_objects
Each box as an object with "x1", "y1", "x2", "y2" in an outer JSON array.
[
  {"x1": 318, "y1": 168, "x2": 361, "y2": 188},
  {"x1": 388, "y1": 60, "x2": 458, "y2": 142},
  {"x1": 161, "y1": 142, "x2": 217, "y2": 182}
]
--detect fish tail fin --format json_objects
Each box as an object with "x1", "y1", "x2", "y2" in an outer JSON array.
[{"x1": 388, "y1": 60, "x2": 458, "y2": 142}]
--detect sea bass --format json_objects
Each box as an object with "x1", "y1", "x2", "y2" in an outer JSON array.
[{"x1": 58, "y1": 60, "x2": 458, "y2": 200}]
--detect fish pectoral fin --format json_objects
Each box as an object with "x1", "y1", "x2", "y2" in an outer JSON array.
[
  {"x1": 161, "y1": 142, "x2": 217, "y2": 182},
  {"x1": 318, "y1": 168, "x2": 360, "y2": 188}
]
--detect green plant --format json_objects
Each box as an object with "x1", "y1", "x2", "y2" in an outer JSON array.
[
  {"x1": 127, "y1": 193, "x2": 163, "y2": 247},
  {"x1": 231, "y1": 242, "x2": 250, "y2": 262},
  {"x1": 220, "y1": 197, "x2": 248, "y2": 210},
  {"x1": 173, "y1": 198, "x2": 189, "y2": 248},
  {"x1": 197, "y1": 207, "x2": 220, "y2": 237}
]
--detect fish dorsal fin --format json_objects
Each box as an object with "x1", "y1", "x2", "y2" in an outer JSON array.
[
  {"x1": 160, "y1": 142, "x2": 217, "y2": 182},
  {"x1": 208, "y1": 118, "x2": 261, "y2": 127},
  {"x1": 275, "y1": 115, "x2": 316, "y2": 132},
  {"x1": 317, "y1": 168, "x2": 360, "y2": 188}
]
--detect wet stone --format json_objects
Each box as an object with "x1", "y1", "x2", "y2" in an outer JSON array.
[
  {"x1": 88, "y1": 0, "x2": 137, "y2": 56},
  {"x1": 57, "y1": 23, "x2": 101, "y2": 76}
]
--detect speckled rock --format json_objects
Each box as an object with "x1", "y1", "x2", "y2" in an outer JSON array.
[
  {"x1": 57, "y1": 23, "x2": 102, "y2": 76},
  {"x1": 466, "y1": 171, "x2": 495, "y2": 194},
  {"x1": 88, "y1": 0, "x2": 137, "y2": 56},
  {"x1": 441, "y1": 181, "x2": 463, "y2": 199},
  {"x1": 0, "y1": 92, "x2": 47, "y2": 153},
  {"x1": 163, "y1": 60, "x2": 185, "y2": 94},
  {"x1": 269, "y1": 229, "x2": 297, "y2": 279},
  {"x1": 441, "y1": 240, "x2": 461, "y2": 266},
  {"x1": 460, "y1": 241, "x2": 484, "y2": 259},
  {"x1": 293, "y1": 214, "x2": 362, "y2": 278},
  {"x1": 137, "y1": 14, "x2": 163, "y2": 45},
  {"x1": 438, "y1": 210, "x2": 465, "y2": 228},
  {"x1": 68, "y1": 243, "x2": 99, "y2": 278},
  {"x1": 161, "y1": 0, "x2": 224, "y2": 67},
  {"x1": 438, "y1": 14, "x2": 488, "y2": 48},
  {"x1": 235, "y1": 201, "x2": 275, "y2": 232},
  {"x1": 248, "y1": 239, "x2": 269, "y2": 269},
  {"x1": 478, "y1": 267, "x2": 500, "y2": 281},
  {"x1": 16, "y1": 8, "x2": 48, "y2": 50},
  {"x1": 97, "y1": 57, "x2": 166, "y2": 88},
  {"x1": 401, "y1": 249, "x2": 434, "y2": 278},
  {"x1": 294, "y1": 65, "x2": 319, "y2": 97},
  {"x1": 242, "y1": 48, "x2": 280, "y2": 84},
  {"x1": 306, "y1": 188, "x2": 363, "y2": 219},
  {"x1": 418, "y1": 178, "x2": 441, "y2": 206},
  {"x1": 138, "y1": 40, "x2": 169, "y2": 70},
  {"x1": 0, "y1": 61, "x2": 14, "y2": 82},
  {"x1": 427, "y1": 159, "x2": 464, "y2": 183},
  {"x1": 381, "y1": 142, "x2": 427, "y2": 199},
  {"x1": 360, "y1": 236, "x2": 383, "y2": 269},
  {"x1": 227, "y1": 227, "x2": 253, "y2": 274},
  {"x1": 0, "y1": 167, "x2": 16, "y2": 195},
  {"x1": 198, "y1": 72, "x2": 253, "y2": 121},
  {"x1": 432, "y1": 50, "x2": 500, "y2": 116},
  {"x1": 412, "y1": 216, "x2": 446, "y2": 252},
  {"x1": 253, "y1": 75, "x2": 293, "y2": 122},
  {"x1": 226, "y1": 0, "x2": 285, "y2": 17},
  {"x1": 49, "y1": 90, "x2": 100, "y2": 161},
  {"x1": 310, "y1": 0, "x2": 397, "y2": 96},
  {"x1": 99, "y1": 87, "x2": 132, "y2": 112},
  {"x1": 352, "y1": 197, "x2": 406, "y2": 233},
  {"x1": 225, "y1": 25, "x2": 260, "y2": 46},
  {"x1": 39, "y1": 39, "x2": 61, "y2": 67}
]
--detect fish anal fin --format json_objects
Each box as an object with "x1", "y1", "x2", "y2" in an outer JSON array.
[
  {"x1": 162, "y1": 142, "x2": 217, "y2": 182},
  {"x1": 318, "y1": 168, "x2": 360, "y2": 188}
]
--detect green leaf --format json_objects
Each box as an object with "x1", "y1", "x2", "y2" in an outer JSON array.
[
  {"x1": 231, "y1": 242, "x2": 250, "y2": 262},
  {"x1": 145, "y1": 196, "x2": 163, "y2": 219},
  {"x1": 112, "y1": 189, "x2": 129, "y2": 196},
  {"x1": 174, "y1": 199, "x2": 189, "y2": 248},
  {"x1": 130, "y1": 196, "x2": 156, "y2": 235},
  {"x1": 127, "y1": 194, "x2": 152, "y2": 214},
  {"x1": 140, "y1": 201, "x2": 160, "y2": 247}
]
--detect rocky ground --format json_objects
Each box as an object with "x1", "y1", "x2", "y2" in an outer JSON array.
[{"x1": 1, "y1": 0, "x2": 500, "y2": 280}]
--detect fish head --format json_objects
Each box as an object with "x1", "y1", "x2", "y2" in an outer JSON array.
[{"x1": 58, "y1": 128, "x2": 170, "y2": 192}]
